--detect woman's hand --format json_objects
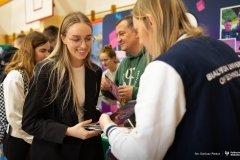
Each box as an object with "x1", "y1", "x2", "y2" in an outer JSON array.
[
  {"x1": 66, "y1": 119, "x2": 102, "y2": 140},
  {"x1": 101, "y1": 78, "x2": 111, "y2": 91},
  {"x1": 99, "y1": 114, "x2": 116, "y2": 131}
]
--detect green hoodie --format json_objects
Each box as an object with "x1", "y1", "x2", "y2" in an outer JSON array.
[{"x1": 101, "y1": 47, "x2": 150, "y2": 100}]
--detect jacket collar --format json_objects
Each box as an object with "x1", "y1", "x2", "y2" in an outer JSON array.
[{"x1": 126, "y1": 46, "x2": 146, "y2": 59}]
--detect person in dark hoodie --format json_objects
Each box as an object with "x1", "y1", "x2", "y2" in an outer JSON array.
[{"x1": 0, "y1": 46, "x2": 18, "y2": 83}]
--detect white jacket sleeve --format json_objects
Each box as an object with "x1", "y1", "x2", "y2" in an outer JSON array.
[
  {"x1": 107, "y1": 61, "x2": 186, "y2": 160},
  {"x1": 3, "y1": 70, "x2": 33, "y2": 144}
]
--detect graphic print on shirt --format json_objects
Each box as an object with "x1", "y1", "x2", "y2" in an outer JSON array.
[{"x1": 122, "y1": 67, "x2": 140, "y2": 86}]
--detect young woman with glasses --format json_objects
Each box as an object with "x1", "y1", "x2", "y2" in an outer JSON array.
[{"x1": 22, "y1": 12, "x2": 104, "y2": 160}]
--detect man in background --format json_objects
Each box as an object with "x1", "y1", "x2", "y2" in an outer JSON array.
[
  {"x1": 101, "y1": 15, "x2": 151, "y2": 126},
  {"x1": 13, "y1": 34, "x2": 26, "y2": 49},
  {"x1": 43, "y1": 25, "x2": 59, "y2": 52},
  {"x1": 222, "y1": 20, "x2": 240, "y2": 40}
]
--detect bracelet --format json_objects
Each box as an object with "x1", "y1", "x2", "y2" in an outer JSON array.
[{"x1": 106, "y1": 125, "x2": 118, "y2": 138}]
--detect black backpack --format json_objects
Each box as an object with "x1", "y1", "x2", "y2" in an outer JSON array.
[{"x1": 0, "y1": 69, "x2": 28, "y2": 143}]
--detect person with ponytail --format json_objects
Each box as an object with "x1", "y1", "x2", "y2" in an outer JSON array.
[{"x1": 100, "y1": 44, "x2": 119, "y2": 83}]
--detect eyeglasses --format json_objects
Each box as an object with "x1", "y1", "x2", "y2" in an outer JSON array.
[{"x1": 67, "y1": 36, "x2": 95, "y2": 47}]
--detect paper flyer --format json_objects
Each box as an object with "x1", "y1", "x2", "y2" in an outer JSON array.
[
  {"x1": 105, "y1": 75, "x2": 126, "y2": 106},
  {"x1": 84, "y1": 100, "x2": 136, "y2": 131}
]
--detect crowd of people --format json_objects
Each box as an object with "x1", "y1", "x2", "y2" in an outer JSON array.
[{"x1": 0, "y1": 0, "x2": 240, "y2": 160}]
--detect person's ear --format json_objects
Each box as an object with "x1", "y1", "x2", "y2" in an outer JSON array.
[
  {"x1": 134, "y1": 29, "x2": 139, "y2": 38},
  {"x1": 146, "y1": 14, "x2": 154, "y2": 28},
  {"x1": 61, "y1": 35, "x2": 67, "y2": 45},
  {"x1": 113, "y1": 56, "x2": 118, "y2": 63}
]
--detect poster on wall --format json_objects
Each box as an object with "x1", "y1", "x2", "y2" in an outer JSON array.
[
  {"x1": 220, "y1": 5, "x2": 240, "y2": 52},
  {"x1": 91, "y1": 21, "x2": 103, "y2": 67}
]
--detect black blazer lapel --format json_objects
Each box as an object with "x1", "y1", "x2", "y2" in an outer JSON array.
[
  {"x1": 67, "y1": 98, "x2": 78, "y2": 124},
  {"x1": 84, "y1": 67, "x2": 97, "y2": 121}
]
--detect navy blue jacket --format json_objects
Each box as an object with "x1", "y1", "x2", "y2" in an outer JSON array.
[{"x1": 157, "y1": 36, "x2": 240, "y2": 160}]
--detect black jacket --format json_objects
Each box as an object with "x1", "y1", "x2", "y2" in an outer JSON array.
[{"x1": 22, "y1": 60, "x2": 104, "y2": 160}]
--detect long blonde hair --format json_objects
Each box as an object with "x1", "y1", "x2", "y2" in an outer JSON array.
[
  {"x1": 6, "y1": 31, "x2": 48, "y2": 78},
  {"x1": 38, "y1": 11, "x2": 97, "y2": 112},
  {"x1": 132, "y1": 0, "x2": 204, "y2": 59}
]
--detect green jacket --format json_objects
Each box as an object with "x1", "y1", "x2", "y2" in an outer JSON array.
[{"x1": 101, "y1": 47, "x2": 150, "y2": 100}]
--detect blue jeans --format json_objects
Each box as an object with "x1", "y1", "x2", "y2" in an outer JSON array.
[{"x1": 0, "y1": 144, "x2": 7, "y2": 160}]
